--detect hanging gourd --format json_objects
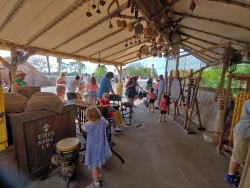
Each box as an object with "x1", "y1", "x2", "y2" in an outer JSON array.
[
  {"x1": 134, "y1": 5, "x2": 139, "y2": 18},
  {"x1": 121, "y1": 15, "x2": 127, "y2": 29},
  {"x1": 127, "y1": 0, "x2": 131, "y2": 8},
  {"x1": 92, "y1": 0, "x2": 96, "y2": 9},
  {"x1": 100, "y1": 0, "x2": 106, "y2": 6},
  {"x1": 125, "y1": 40, "x2": 128, "y2": 47},
  {"x1": 109, "y1": 20, "x2": 113, "y2": 29},
  {"x1": 190, "y1": 0, "x2": 199, "y2": 13},
  {"x1": 158, "y1": 36, "x2": 164, "y2": 44},
  {"x1": 126, "y1": 16, "x2": 134, "y2": 32},
  {"x1": 116, "y1": 20, "x2": 121, "y2": 27},
  {"x1": 138, "y1": 35, "x2": 141, "y2": 44},
  {"x1": 130, "y1": 1, "x2": 135, "y2": 13},
  {"x1": 96, "y1": 0, "x2": 101, "y2": 14},
  {"x1": 86, "y1": 0, "x2": 92, "y2": 17},
  {"x1": 135, "y1": 17, "x2": 143, "y2": 35}
]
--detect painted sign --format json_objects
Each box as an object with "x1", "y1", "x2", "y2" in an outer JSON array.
[{"x1": 37, "y1": 123, "x2": 55, "y2": 149}]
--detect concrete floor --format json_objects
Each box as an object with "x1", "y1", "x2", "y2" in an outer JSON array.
[{"x1": 26, "y1": 100, "x2": 233, "y2": 188}]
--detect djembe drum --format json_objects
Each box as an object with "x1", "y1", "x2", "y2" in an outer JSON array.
[{"x1": 41, "y1": 138, "x2": 85, "y2": 188}]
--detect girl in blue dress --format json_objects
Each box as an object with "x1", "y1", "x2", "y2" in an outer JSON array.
[{"x1": 84, "y1": 106, "x2": 112, "y2": 188}]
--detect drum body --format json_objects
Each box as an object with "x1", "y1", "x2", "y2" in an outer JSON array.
[{"x1": 56, "y1": 138, "x2": 81, "y2": 163}]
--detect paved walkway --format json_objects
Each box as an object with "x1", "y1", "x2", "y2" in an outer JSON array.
[{"x1": 26, "y1": 94, "x2": 233, "y2": 187}]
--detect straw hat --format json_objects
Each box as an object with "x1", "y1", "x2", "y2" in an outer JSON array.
[{"x1": 15, "y1": 70, "x2": 26, "y2": 76}]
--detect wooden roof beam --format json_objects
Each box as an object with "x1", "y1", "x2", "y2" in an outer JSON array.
[
  {"x1": 181, "y1": 25, "x2": 249, "y2": 45},
  {"x1": 53, "y1": 3, "x2": 128, "y2": 50},
  {"x1": 72, "y1": 20, "x2": 140, "y2": 54},
  {"x1": 102, "y1": 41, "x2": 150, "y2": 59},
  {"x1": 181, "y1": 44, "x2": 219, "y2": 60},
  {"x1": 181, "y1": 47, "x2": 209, "y2": 64},
  {"x1": 88, "y1": 36, "x2": 134, "y2": 57},
  {"x1": 0, "y1": 39, "x2": 119, "y2": 65},
  {"x1": 124, "y1": 55, "x2": 152, "y2": 65},
  {"x1": 206, "y1": 0, "x2": 250, "y2": 9},
  {"x1": 0, "y1": 0, "x2": 28, "y2": 33},
  {"x1": 174, "y1": 11, "x2": 250, "y2": 32},
  {"x1": 112, "y1": 50, "x2": 139, "y2": 61},
  {"x1": 179, "y1": 32, "x2": 218, "y2": 46},
  {"x1": 28, "y1": 0, "x2": 88, "y2": 44},
  {"x1": 184, "y1": 41, "x2": 222, "y2": 56},
  {"x1": 169, "y1": 42, "x2": 228, "y2": 60}
]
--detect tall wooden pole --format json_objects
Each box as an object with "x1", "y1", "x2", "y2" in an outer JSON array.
[
  {"x1": 11, "y1": 51, "x2": 16, "y2": 82},
  {"x1": 217, "y1": 73, "x2": 233, "y2": 153}
]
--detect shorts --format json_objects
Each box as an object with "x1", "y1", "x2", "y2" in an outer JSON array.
[
  {"x1": 231, "y1": 130, "x2": 250, "y2": 164},
  {"x1": 160, "y1": 110, "x2": 166, "y2": 114},
  {"x1": 88, "y1": 91, "x2": 97, "y2": 98},
  {"x1": 127, "y1": 97, "x2": 134, "y2": 105},
  {"x1": 66, "y1": 92, "x2": 77, "y2": 100},
  {"x1": 149, "y1": 99, "x2": 154, "y2": 103}
]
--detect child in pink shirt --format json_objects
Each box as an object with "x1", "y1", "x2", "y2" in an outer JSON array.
[
  {"x1": 148, "y1": 88, "x2": 156, "y2": 113},
  {"x1": 159, "y1": 95, "x2": 170, "y2": 122},
  {"x1": 87, "y1": 77, "x2": 99, "y2": 104}
]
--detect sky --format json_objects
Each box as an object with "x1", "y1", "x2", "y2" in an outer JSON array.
[{"x1": 0, "y1": 50, "x2": 167, "y2": 75}]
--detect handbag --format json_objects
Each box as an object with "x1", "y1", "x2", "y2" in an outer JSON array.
[{"x1": 125, "y1": 88, "x2": 129, "y2": 97}]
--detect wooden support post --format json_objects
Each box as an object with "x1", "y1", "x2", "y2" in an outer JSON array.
[
  {"x1": 165, "y1": 59, "x2": 168, "y2": 93},
  {"x1": 184, "y1": 69, "x2": 193, "y2": 129},
  {"x1": 217, "y1": 73, "x2": 233, "y2": 153},
  {"x1": 119, "y1": 64, "x2": 122, "y2": 85},
  {"x1": 173, "y1": 104, "x2": 177, "y2": 120},
  {"x1": 186, "y1": 68, "x2": 204, "y2": 130},
  {"x1": 195, "y1": 98, "x2": 202, "y2": 128},
  {"x1": 11, "y1": 51, "x2": 16, "y2": 82}
]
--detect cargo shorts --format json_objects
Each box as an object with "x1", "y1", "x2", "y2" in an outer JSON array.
[{"x1": 231, "y1": 130, "x2": 250, "y2": 164}]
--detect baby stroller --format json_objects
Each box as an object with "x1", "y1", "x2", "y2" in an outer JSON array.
[
  {"x1": 140, "y1": 89, "x2": 157, "y2": 107},
  {"x1": 138, "y1": 90, "x2": 149, "y2": 107}
]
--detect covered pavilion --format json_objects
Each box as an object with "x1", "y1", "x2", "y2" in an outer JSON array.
[{"x1": 0, "y1": 0, "x2": 250, "y2": 188}]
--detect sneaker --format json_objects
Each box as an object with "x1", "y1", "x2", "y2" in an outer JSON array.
[
  {"x1": 225, "y1": 174, "x2": 240, "y2": 187},
  {"x1": 86, "y1": 182, "x2": 100, "y2": 188},
  {"x1": 158, "y1": 119, "x2": 161, "y2": 122},
  {"x1": 235, "y1": 171, "x2": 241, "y2": 180},
  {"x1": 148, "y1": 110, "x2": 150, "y2": 112},
  {"x1": 121, "y1": 124, "x2": 129, "y2": 129},
  {"x1": 133, "y1": 105, "x2": 137, "y2": 108},
  {"x1": 163, "y1": 120, "x2": 166, "y2": 123},
  {"x1": 115, "y1": 127, "x2": 122, "y2": 132},
  {"x1": 151, "y1": 110, "x2": 154, "y2": 113}
]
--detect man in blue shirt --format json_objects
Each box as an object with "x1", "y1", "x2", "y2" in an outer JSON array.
[
  {"x1": 97, "y1": 72, "x2": 116, "y2": 99},
  {"x1": 157, "y1": 75, "x2": 166, "y2": 107}
]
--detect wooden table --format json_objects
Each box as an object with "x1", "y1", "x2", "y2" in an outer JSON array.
[{"x1": 67, "y1": 99, "x2": 102, "y2": 134}]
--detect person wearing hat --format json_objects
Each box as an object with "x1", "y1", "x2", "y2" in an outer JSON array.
[
  {"x1": 10, "y1": 70, "x2": 27, "y2": 93},
  {"x1": 125, "y1": 76, "x2": 138, "y2": 105}
]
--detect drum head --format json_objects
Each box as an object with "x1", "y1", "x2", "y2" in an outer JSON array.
[
  {"x1": 135, "y1": 23, "x2": 143, "y2": 35},
  {"x1": 170, "y1": 32, "x2": 180, "y2": 43},
  {"x1": 170, "y1": 78, "x2": 182, "y2": 103},
  {"x1": 56, "y1": 138, "x2": 80, "y2": 152},
  {"x1": 81, "y1": 123, "x2": 88, "y2": 134}
]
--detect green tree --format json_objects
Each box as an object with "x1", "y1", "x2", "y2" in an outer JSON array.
[
  {"x1": 94, "y1": 66, "x2": 108, "y2": 77},
  {"x1": 122, "y1": 62, "x2": 158, "y2": 78}
]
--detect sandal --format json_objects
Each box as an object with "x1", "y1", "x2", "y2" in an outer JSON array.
[{"x1": 86, "y1": 182, "x2": 100, "y2": 188}]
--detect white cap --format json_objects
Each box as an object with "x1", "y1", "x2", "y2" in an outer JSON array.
[{"x1": 15, "y1": 70, "x2": 26, "y2": 76}]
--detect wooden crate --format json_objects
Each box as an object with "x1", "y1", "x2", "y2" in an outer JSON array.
[
  {"x1": 6, "y1": 103, "x2": 76, "y2": 184},
  {"x1": 16, "y1": 86, "x2": 41, "y2": 98},
  {"x1": 0, "y1": 145, "x2": 20, "y2": 187}
]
